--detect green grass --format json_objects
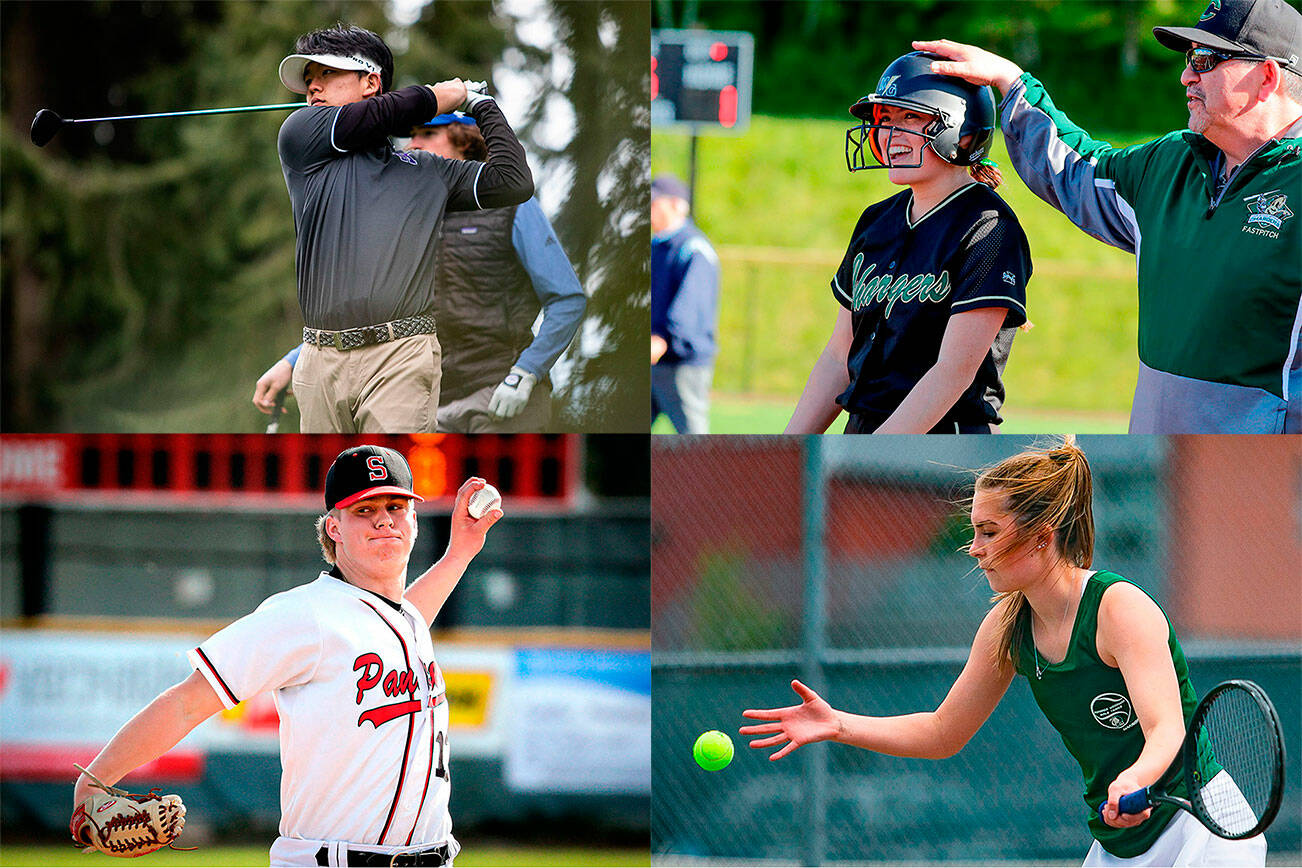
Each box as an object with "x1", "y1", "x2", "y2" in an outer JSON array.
[
  {"x1": 653, "y1": 116, "x2": 1154, "y2": 425},
  {"x1": 0, "y1": 844, "x2": 650, "y2": 867},
  {"x1": 653, "y1": 392, "x2": 1128, "y2": 434}
]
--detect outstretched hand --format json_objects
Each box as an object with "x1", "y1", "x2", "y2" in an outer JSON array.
[
  {"x1": 740, "y1": 680, "x2": 841, "y2": 761},
  {"x1": 912, "y1": 39, "x2": 1024, "y2": 96}
]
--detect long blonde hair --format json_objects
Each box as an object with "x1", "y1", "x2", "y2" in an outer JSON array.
[{"x1": 973, "y1": 435, "x2": 1095, "y2": 670}]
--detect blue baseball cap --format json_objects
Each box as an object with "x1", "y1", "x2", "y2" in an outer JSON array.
[{"x1": 415, "y1": 113, "x2": 478, "y2": 128}]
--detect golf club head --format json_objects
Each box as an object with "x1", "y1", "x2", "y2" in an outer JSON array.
[{"x1": 31, "y1": 109, "x2": 65, "y2": 147}]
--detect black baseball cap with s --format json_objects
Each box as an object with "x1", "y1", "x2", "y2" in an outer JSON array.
[
  {"x1": 1153, "y1": 0, "x2": 1302, "y2": 73},
  {"x1": 325, "y1": 445, "x2": 425, "y2": 511}
]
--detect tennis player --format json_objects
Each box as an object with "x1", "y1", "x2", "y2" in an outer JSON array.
[{"x1": 741, "y1": 437, "x2": 1266, "y2": 865}]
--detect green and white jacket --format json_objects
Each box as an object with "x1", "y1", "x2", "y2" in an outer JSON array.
[{"x1": 1000, "y1": 73, "x2": 1301, "y2": 433}]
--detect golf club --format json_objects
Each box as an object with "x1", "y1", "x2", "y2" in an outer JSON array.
[{"x1": 31, "y1": 103, "x2": 303, "y2": 147}]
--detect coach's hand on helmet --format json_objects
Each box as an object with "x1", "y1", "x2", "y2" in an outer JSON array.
[
  {"x1": 253, "y1": 359, "x2": 293, "y2": 414},
  {"x1": 911, "y1": 39, "x2": 1024, "y2": 97},
  {"x1": 488, "y1": 366, "x2": 536, "y2": 420}
]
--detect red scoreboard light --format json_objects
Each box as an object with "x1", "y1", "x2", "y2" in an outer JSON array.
[
  {"x1": 652, "y1": 29, "x2": 754, "y2": 133},
  {"x1": 0, "y1": 434, "x2": 577, "y2": 511}
]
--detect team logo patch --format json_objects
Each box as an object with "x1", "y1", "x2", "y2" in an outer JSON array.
[
  {"x1": 1241, "y1": 190, "x2": 1293, "y2": 238},
  {"x1": 396, "y1": 151, "x2": 417, "y2": 166},
  {"x1": 1002, "y1": 271, "x2": 1016, "y2": 285},
  {"x1": 880, "y1": 75, "x2": 901, "y2": 97},
  {"x1": 1090, "y1": 692, "x2": 1138, "y2": 730},
  {"x1": 1200, "y1": 0, "x2": 1220, "y2": 21}
]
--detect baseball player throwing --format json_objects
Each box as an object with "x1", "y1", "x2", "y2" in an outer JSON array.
[{"x1": 69, "y1": 446, "x2": 502, "y2": 866}]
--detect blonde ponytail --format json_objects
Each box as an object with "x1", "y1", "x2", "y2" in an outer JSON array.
[{"x1": 971, "y1": 435, "x2": 1095, "y2": 668}]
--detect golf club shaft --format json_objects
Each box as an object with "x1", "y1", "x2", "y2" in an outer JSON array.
[{"x1": 65, "y1": 103, "x2": 303, "y2": 125}]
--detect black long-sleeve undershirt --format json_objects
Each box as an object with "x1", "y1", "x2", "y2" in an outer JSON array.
[
  {"x1": 458, "y1": 98, "x2": 534, "y2": 209},
  {"x1": 332, "y1": 85, "x2": 533, "y2": 211}
]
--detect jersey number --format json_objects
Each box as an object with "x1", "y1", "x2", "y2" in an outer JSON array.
[{"x1": 435, "y1": 731, "x2": 449, "y2": 782}]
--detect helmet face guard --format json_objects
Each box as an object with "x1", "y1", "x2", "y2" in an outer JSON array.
[
  {"x1": 845, "y1": 101, "x2": 948, "y2": 172},
  {"x1": 845, "y1": 51, "x2": 996, "y2": 173}
]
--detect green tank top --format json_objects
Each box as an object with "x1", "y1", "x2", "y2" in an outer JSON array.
[{"x1": 1014, "y1": 570, "x2": 1206, "y2": 858}]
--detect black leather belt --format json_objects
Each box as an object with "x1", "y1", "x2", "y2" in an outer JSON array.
[
  {"x1": 304, "y1": 314, "x2": 436, "y2": 351},
  {"x1": 314, "y1": 842, "x2": 450, "y2": 866}
]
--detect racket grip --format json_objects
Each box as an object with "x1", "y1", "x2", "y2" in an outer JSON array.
[
  {"x1": 1118, "y1": 788, "x2": 1151, "y2": 815},
  {"x1": 1097, "y1": 788, "x2": 1152, "y2": 821}
]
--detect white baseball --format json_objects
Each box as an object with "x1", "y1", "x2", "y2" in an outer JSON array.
[{"x1": 467, "y1": 483, "x2": 501, "y2": 519}]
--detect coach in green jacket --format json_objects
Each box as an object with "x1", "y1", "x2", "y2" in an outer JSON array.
[{"x1": 917, "y1": 0, "x2": 1302, "y2": 433}]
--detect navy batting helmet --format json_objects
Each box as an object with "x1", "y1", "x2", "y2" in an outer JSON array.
[{"x1": 846, "y1": 51, "x2": 996, "y2": 171}]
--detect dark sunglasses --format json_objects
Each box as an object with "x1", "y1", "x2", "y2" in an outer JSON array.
[{"x1": 1185, "y1": 46, "x2": 1276, "y2": 73}]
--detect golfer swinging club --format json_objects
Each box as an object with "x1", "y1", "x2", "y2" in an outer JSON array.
[{"x1": 277, "y1": 24, "x2": 533, "y2": 433}]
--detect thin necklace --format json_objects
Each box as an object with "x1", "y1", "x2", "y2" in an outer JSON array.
[{"x1": 1032, "y1": 573, "x2": 1078, "y2": 680}]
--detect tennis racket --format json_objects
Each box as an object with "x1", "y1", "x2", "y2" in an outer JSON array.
[{"x1": 1098, "y1": 679, "x2": 1285, "y2": 839}]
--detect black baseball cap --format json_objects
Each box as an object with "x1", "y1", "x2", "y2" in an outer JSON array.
[
  {"x1": 325, "y1": 445, "x2": 424, "y2": 511},
  {"x1": 1153, "y1": 0, "x2": 1302, "y2": 73}
]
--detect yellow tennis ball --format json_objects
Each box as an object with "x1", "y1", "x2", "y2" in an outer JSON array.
[{"x1": 693, "y1": 730, "x2": 734, "y2": 771}]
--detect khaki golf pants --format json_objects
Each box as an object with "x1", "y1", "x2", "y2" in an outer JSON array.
[
  {"x1": 294, "y1": 333, "x2": 441, "y2": 433},
  {"x1": 436, "y1": 378, "x2": 553, "y2": 433}
]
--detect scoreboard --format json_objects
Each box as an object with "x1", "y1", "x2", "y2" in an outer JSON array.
[
  {"x1": 652, "y1": 29, "x2": 754, "y2": 132},
  {"x1": 0, "y1": 434, "x2": 577, "y2": 509}
]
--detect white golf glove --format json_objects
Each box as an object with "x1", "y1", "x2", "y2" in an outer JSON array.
[
  {"x1": 460, "y1": 80, "x2": 491, "y2": 111},
  {"x1": 488, "y1": 366, "x2": 536, "y2": 419}
]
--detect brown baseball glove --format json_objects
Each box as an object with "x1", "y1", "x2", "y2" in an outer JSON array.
[{"x1": 69, "y1": 764, "x2": 194, "y2": 857}]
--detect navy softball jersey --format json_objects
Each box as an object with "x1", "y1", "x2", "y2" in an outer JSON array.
[{"x1": 831, "y1": 183, "x2": 1031, "y2": 430}]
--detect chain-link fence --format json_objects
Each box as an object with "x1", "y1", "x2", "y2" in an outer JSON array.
[{"x1": 652, "y1": 435, "x2": 1301, "y2": 865}]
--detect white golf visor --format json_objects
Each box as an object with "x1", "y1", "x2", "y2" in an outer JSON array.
[{"x1": 279, "y1": 53, "x2": 382, "y2": 94}]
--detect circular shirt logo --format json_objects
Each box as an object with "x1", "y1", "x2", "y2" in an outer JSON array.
[{"x1": 1090, "y1": 693, "x2": 1136, "y2": 730}]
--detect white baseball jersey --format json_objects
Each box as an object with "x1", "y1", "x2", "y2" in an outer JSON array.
[{"x1": 188, "y1": 573, "x2": 455, "y2": 864}]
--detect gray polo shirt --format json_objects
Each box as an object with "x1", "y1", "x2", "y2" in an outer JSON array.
[{"x1": 278, "y1": 90, "x2": 531, "y2": 331}]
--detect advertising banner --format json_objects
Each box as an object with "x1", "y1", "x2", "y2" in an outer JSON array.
[{"x1": 505, "y1": 647, "x2": 651, "y2": 794}]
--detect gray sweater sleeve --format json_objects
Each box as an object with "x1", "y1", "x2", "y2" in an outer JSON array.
[{"x1": 999, "y1": 79, "x2": 1138, "y2": 253}]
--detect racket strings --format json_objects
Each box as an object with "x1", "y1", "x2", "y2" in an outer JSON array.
[{"x1": 1191, "y1": 688, "x2": 1280, "y2": 837}]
